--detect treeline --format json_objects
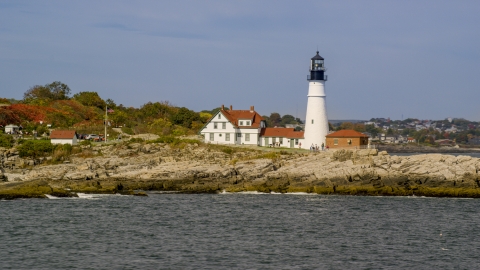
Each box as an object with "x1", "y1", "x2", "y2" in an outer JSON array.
[
  {"x1": 0, "y1": 81, "x2": 209, "y2": 136},
  {"x1": 262, "y1": 113, "x2": 303, "y2": 129}
]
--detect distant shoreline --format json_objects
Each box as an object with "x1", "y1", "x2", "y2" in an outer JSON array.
[{"x1": 377, "y1": 145, "x2": 480, "y2": 154}]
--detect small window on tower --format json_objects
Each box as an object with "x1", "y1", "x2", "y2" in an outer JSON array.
[{"x1": 311, "y1": 119, "x2": 314, "y2": 124}]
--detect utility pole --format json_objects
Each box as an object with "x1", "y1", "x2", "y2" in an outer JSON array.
[{"x1": 105, "y1": 105, "x2": 107, "y2": 143}]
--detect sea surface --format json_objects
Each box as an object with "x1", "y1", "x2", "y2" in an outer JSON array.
[
  {"x1": 1, "y1": 193, "x2": 479, "y2": 269},
  {"x1": 391, "y1": 152, "x2": 480, "y2": 158}
]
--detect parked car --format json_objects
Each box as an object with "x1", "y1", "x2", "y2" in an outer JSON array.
[
  {"x1": 94, "y1": 136, "x2": 105, "y2": 142},
  {"x1": 86, "y1": 134, "x2": 99, "y2": 140}
]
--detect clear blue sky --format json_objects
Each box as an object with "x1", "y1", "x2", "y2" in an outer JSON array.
[{"x1": 1, "y1": 1, "x2": 479, "y2": 121}]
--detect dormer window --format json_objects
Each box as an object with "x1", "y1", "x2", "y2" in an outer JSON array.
[
  {"x1": 240, "y1": 121, "x2": 243, "y2": 125},
  {"x1": 246, "y1": 121, "x2": 250, "y2": 126}
]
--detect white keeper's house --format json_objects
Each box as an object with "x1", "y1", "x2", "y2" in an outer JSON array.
[
  {"x1": 200, "y1": 105, "x2": 265, "y2": 145},
  {"x1": 200, "y1": 105, "x2": 306, "y2": 147}
]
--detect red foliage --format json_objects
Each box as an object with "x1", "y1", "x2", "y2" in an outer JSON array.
[
  {"x1": 8, "y1": 104, "x2": 62, "y2": 122},
  {"x1": 0, "y1": 106, "x2": 21, "y2": 126}
]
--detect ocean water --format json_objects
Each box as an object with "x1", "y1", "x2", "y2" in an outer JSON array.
[
  {"x1": 391, "y1": 152, "x2": 480, "y2": 158},
  {"x1": 1, "y1": 193, "x2": 479, "y2": 269}
]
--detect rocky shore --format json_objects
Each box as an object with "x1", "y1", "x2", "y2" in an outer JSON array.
[{"x1": 1, "y1": 141, "x2": 480, "y2": 199}]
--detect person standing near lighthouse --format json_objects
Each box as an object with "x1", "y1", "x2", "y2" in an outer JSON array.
[{"x1": 303, "y1": 51, "x2": 329, "y2": 149}]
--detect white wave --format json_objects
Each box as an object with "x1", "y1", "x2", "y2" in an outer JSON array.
[
  {"x1": 235, "y1": 191, "x2": 268, "y2": 194},
  {"x1": 148, "y1": 191, "x2": 181, "y2": 194},
  {"x1": 76, "y1": 193, "x2": 122, "y2": 199},
  {"x1": 285, "y1": 192, "x2": 317, "y2": 196},
  {"x1": 45, "y1": 194, "x2": 61, "y2": 199}
]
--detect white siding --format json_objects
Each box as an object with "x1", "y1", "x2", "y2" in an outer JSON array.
[
  {"x1": 51, "y1": 137, "x2": 77, "y2": 145},
  {"x1": 200, "y1": 111, "x2": 260, "y2": 145},
  {"x1": 259, "y1": 137, "x2": 305, "y2": 148}
]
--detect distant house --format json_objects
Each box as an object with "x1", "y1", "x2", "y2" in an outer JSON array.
[
  {"x1": 50, "y1": 130, "x2": 77, "y2": 145},
  {"x1": 4, "y1": 124, "x2": 19, "y2": 134},
  {"x1": 407, "y1": 137, "x2": 416, "y2": 143},
  {"x1": 435, "y1": 139, "x2": 455, "y2": 146},
  {"x1": 259, "y1": 128, "x2": 304, "y2": 148},
  {"x1": 199, "y1": 105, "x2": 265, "y2": 145},
  {"x1": 326, "y1": 130, "x2": 369, "y2": 149},
  {"x1": 468, "y1": 137, "x2": 480, "y2": 145}
]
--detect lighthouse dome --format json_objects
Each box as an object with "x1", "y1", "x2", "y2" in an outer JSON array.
[{"x1": 311, "y1": 51, "x2": 324, "y2": 60}]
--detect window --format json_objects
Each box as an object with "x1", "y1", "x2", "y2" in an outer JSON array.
[
  {"x1": 219, "y1": 134, "x2": 222, "y2": 137},
  {"x1": 279, "y1": 138, "x2": 283, "y2": 144},
  {"x1": 295, "y1": 139, "x2": 299, "y2": 145},
  {"x1": 245, "y1": 133, "x2": 250, "y2": 141},
  {"x1": 222, "y1": 122, "x2": 226, "y2": 129},
  {"x1": 246, "y1": 121, "x2": 250, "y2": 126},
  {"x1": 347, "y1": 139, "x2": 352, "y2": 145},
  {"x1": 214, "y1": 123, "x2": 218, "y2": 129},
  {"x1": 334, "y1": 138, "x2": 338, "y2": 145},
  {"x1": 311, "y1": 119, "x2": 314, "y2": 124},
  {"x1": 226, "y1": 133, "x2": 230, "y2": 141},
  {"x1": 237, "y1": 133, "x2": 241, "y2": 137},
  {"x1": 240, "y1": 121, "x2": 243, "y2": 126},
  {"x1": 218, "y1": 114, "x2": 221, "y2": 119},
  {"x1": 210, "y1": 133, "x2": 214, "y2": 141}
]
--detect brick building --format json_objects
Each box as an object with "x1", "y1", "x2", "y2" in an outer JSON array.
[{"x1": 325, "y1": 130, "x2": 369, "y2": 149}]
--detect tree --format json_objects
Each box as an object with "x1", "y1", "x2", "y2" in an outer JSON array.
[
  {"x1": 46, "y1": 81, "x2": 71, "y2": 100},
  {"x1": 365, "y1": 124, "x2": 378, "y2": 137},
  {"x1": 338, "y1": 122, "x2": 354, "y2": 130},
  {"x1": 269, "y1": 113, "x2": 281, "y2": 127},
  {"x1": 109, "y1": 110, "x2": 128, "y2": 127},
  {"x1": 353, "y1": 123, "x2": 366, "y2": 132},
  {"x1": 106, "y1": 99, "x2": 117, "y2": 109},
  {"x1": 386, "y1": 128, "x2": 394, "y2": 135},
  {"x1": 73, "y1": 91, "x2": 106, "y2": 109},
  {"x1": 170, "y1": 107, "x2": 200, "y2": 128},
  {"x1": 0, "y1": 98, "x2": 10, "y2": 104},
  {"x1": 280, "y1": 114, "x2": 296, "y2": 126},
  {"x1": 23, "y1": 81, "x2": 71, "y2": 104}
]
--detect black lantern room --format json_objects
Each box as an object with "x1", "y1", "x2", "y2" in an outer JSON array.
[{"x1": 308, "y1": 51, "x2": 326, "y2": 81}]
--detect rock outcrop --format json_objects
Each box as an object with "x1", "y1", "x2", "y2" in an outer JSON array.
[{"x1": 1, "y1": 142, "x2": 480, "y2": 199}]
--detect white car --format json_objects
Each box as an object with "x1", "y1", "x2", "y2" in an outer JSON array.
[{"x1": 85, "y1": 134, "x2": 99, "y2": 140}]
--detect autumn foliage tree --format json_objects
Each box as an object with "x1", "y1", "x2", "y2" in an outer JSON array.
[
  {"x1": 23, "y1": 81, "x2": 71, "y2": 105},
  {"x1": 73, "y1": 91, "x2": 106, "y2": 109}
]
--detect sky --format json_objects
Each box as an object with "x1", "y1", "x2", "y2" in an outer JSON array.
[{"x1": 1, "y1": 0, "x2": 479, "y2": 121}]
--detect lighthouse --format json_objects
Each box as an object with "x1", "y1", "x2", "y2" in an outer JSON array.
[{"x1": 303, "y1": 51, "x2": 329, "y2": 149}]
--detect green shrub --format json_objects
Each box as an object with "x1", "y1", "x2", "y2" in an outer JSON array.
[
  {"x1": 121, "y1": 127, "x2": 134, "y2": 135},
  {"x1": 79, "y1": 140, "x2": 92, "y2": 146},
  {"x1": 129, "y1": 138, "x2": 144, "y2": 143},
  {"x1": 0, "y1": 134, "x2": 14, "y2": 148},
  {"x1": 17, "y1": 140, "x2": 56, "y2": 158}
]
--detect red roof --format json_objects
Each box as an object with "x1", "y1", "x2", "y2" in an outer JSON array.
[
  {"x1": 326, "y1": 130, "x2": 368, "y2": 138},
  {"x1": 220, "y1": 107, "x2": 263, "y2": 128},
  {"x1": 260, "y1": 128, "x2": 304, "y2": 139},
  {"x1": 50, "y1": 130, "x2": 77, "y2": 139}
]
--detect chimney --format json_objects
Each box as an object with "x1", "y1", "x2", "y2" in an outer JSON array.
[
  {"x1": 221, "y1": 104, "x2": 224, "y2": 110},
  {"x1": 229, "y1": 105, "x2": 232, "y2": 110},
  {"x1": 250, "y1": 106, "x2": 254, "y2": 112}
]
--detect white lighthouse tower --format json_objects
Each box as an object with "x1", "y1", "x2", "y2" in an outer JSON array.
[{"x1": 303, "y1": 51, "x2": 329, "y2": 149}]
